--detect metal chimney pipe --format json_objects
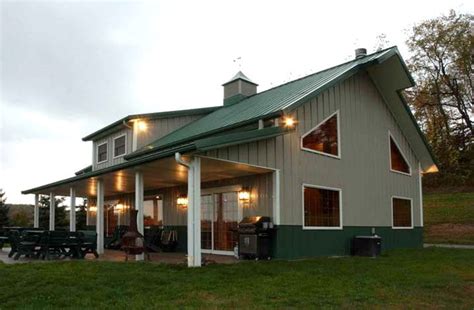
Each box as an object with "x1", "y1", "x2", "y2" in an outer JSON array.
[{"x1": 355, "y1": 48, "x2": 367, "y2": 59}]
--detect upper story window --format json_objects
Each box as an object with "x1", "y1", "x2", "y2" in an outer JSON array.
[
  {"x1": 301, "y1": 110, "x2": 340, "y2": 158},
  {"x1": 303, "y1": 184, "x2": 342, "y2": 229},
  {"x1": 392, "y1": 197, "x2": 413, "y2": 229},
  {"x1": 389, "y1": 133, "x2": 411, "y2": 175},
  {"x1": 97, "y1": 142, "x2": 108, "y2": 163},
  {"x1": 113, "y1": 135, "x2": 126, "y2": 158}
]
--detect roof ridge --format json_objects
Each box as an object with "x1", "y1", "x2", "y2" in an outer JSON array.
[{"x1": 244, "y1": 46, "x2": 398, "y2": 100}]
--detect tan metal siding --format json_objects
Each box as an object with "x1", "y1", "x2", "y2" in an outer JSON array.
[
  {"x1": 136, "y1": 115, "x2": 204, "y2": 149},
  {"x1": 93, "y1": 128, "x2": 132, "y2": 171},
  {"x1": 203, "y1": 72, "x2": 421, "y2": 227}
]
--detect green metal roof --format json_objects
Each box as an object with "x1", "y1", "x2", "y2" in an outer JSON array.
[
  {"x1": 82, "y1": 106, "x2": 220, "y2": 141},
  {"x1": 127, "y1": 47, "x2": 402, "y2": 160}
]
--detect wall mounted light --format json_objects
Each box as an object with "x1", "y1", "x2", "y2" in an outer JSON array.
[
  {"x1": 283, "y1": 116, "x2": 296, "y2": 128},
  {"x1": 89, "y1": 206, "x2": 97, "y2": 212},
  {"x1": 177, "y1": 195, "x2": 188, "y2": 209},
  {"x1": 137, "y1": 120, "x2": 148, "y2": 132},
  {"x1": 238, "y1": 188, "x2": 251, "y2": 202}
]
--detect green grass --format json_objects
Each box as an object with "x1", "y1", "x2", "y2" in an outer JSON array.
[
  {"x1": 0, "y1": 248, "x2": 473, "y2": 309},
  {"x1": 424, "y1": 192, "x2": 474, "y2": 244}
]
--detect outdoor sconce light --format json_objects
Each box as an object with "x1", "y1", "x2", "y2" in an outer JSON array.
[
  {"x1": 89, "y1": 206, "x2": 97, "y2": 212},
  {"x1": 177, "y1": 195, "x2": 188, "y2": 209},
  {"x1": 114, "y1": 203, "x2": 124, "y2": 213},
  {"x1": 137, "y1": 120, "x2": 148, "y2": 132},
  {"x1": 238, "y1": 188, "x2": 251, "y2": 202},
  {"x1": 283, "y1": 116, "x2": 296, "y2": 128}
]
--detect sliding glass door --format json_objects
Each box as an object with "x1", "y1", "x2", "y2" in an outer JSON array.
[{"x1": 201, "y1": 191, "x2": 241, "y2": 254}]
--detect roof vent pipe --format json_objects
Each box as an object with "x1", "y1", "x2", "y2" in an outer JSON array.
[{"x1": 355, "y1": 48, "x2": 367, "y2": 59}]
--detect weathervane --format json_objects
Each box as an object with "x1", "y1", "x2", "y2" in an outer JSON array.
[{"x1": 233, "y1": 56, "x2": 242, "y2": 70}]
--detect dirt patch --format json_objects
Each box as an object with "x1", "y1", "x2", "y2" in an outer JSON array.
[{"x1": 425, "y1": 223, "x2": 474, "y2": 244}]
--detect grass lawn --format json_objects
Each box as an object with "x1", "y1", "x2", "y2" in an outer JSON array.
[
  {"x1": 424, "y1": 192, "x2": 474, "y2": 245},
  {"x1": 0, "y1": 248, "x2": 473, "y2": 309}
]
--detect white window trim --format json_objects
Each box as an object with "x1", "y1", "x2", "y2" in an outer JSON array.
[
  {"x1": 391, "y1": 195, "x2": 414, "y2": 229},
  {"x1": 96, "y1": 142, "x2": 108, "y2": 164},
  {"x1": 113, "y1": 134, "x2": 127, "y2": 159},
  {"x1": 388, "y1": 131, "x2": 412, "y2": 176},
  {"x1": 302, "y1": 183, "x2": 343, "y2": 230},
  {"x1": 301, "y1": 110, "x2": 341, "y2": 159}
]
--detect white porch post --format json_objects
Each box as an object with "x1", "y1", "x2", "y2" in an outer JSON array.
[
  {"x1": 34, "y1": 194, "x2": 39, "y2": 228},
  {"x1": 187, "y1": 157, "x2": 201, "y2": 267},
  {"x1": 135, "y1": 170, "x2": 144, "y2": 261},
  {"x1": 69, "y1": 187, "x2": 76, "y2": 232},
  {"x1": 96, "y1": 179, "x2": 104, "y2": 254},
  {"x1": 272, "y1": 169, "x2": 281, "y2": 225},
  {"x1": 49, "y1": 192, "x2": 55, "y2": 230}
]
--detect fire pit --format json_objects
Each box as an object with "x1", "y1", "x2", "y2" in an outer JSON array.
[{"x1": 121, "y1": 210, "x2": 149, "y2": 261}]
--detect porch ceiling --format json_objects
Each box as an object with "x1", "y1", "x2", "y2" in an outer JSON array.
[{"x1": 29, "y1": 156, "x2": 273, "y2": 198}]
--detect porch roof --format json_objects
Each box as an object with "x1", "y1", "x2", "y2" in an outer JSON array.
[{"x1": 23, "y1": 126, "x2": 287, "y2": 196}]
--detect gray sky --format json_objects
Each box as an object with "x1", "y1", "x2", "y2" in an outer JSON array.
[{"x1": 1, "y1": 0, "x2": 472, "y2": 204}]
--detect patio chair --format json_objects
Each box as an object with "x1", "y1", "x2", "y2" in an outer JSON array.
[
  {"x1": 37, "y1": 231, "x2": 72, "y2": 260},
  {"x1": 78, "y1": 230, "x2": 99, "y2": 258},
  {"x1": 0, "y1": 229, "x2": 8, "y2": 249},
  {"x1": 145, "y1": 226, "x2": 163, "y2": 252},
  {"x1": 7, "y1": 230, "x2": 21, "y2": 258},
  {"x1": 11, "y1": 230, "x2": 42, "y2": 260}
]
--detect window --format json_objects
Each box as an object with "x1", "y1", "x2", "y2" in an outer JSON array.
[
  {"x1": 392, "y1": 197, "x2": 413, "y2": 228},
  {"x1": 97, "y1": 143, "x2": 107, "y2": 163},
  {"x1": 301, "y1": 111, "x2": 340, "y2": 158},
  {"x1": 303, "y1": 185, "x2": 342, "y2": 229},
  {"x1": 144, "y1": 196, "x2": 163, "y2": 226},
  {"x1": 113, "y1": 135, "x2": 126, "y2": 158},
  {"x1": 389, "y1": 134, "x2": 411, "y2": 175}
]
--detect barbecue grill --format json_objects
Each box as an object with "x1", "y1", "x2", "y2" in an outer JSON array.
[{"x1": 238, "y1": 216, "x2": 274, "y2": 260}]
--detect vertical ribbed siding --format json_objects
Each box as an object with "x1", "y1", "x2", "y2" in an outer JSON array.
[
  {"x1": 136, "y1": 115, "x2": 204, "y2": 149},
  {"x1": 92, "y1": 128, "x2": 132, "y2": 171},
  {"x1": 203, "y1": 71, "x2": 421, "y2": 227}
]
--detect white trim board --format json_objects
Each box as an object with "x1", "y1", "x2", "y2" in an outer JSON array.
[
  {"x1": 388, "y1": 131, "x2": 412, "y2": 176},
  {"x1": 300, "y1": 110, "x2": 341, "y2": 159},
  {"x1": 302, "y1": 183, "x2": 343, "y2": 230},
  {"x1": 391, "y1": 195, "x2": 414, "y2": 229}
]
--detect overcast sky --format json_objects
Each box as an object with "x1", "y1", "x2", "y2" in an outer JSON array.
[{"x1": 0, "y1": 0, "x2": 472, "y2": 204}]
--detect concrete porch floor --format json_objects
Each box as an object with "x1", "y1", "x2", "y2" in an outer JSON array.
[{"x1": 0, "y1": 247, "x2": 238, "y2": 265}]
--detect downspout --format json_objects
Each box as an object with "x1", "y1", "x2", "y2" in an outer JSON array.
[{"x1": 175, "y1": 152, "x2": 190, "y2": 168}]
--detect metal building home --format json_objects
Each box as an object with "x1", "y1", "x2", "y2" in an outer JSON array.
[{"x1": 22, "y1": 47, "x2": 438, "y2": 267}]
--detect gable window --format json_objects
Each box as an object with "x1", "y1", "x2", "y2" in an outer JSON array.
[
  {"x1": 392, "y1": 197, "x2": 413, "y2": 229},
  {"x1": 389, "y1": 133, "x2": 411, "y2": 175},
  {"x1": 113, "y1": 135, "x2": 126, "y2": 158},
  {"x1": 97, "y1": 142, "x2": 108, "y2": 163},
  {"x1": 303, "y1": 184, "x2": 342, "y2": 229},
  {"x1": 301, "y1": 110, "x2": 340, "y2": 158}
]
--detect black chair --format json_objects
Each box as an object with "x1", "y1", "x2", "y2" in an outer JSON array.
[
  {"x1": 78, "y1": 230, "x2": 99, "y2": 258},
  {"x1": 11, "y1": 230, "x2": 42, "y2": 260}
]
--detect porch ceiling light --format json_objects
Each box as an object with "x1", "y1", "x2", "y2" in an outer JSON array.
[{"x1": 283, "y1": 116, "x2": 296, "y2": 128}]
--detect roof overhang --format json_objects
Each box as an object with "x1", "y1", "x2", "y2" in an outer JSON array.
[
  {"x1": 22, "y1": 155, "x2": 273, "y2": 198},
  {"x1": 81, "y1": 106, "x2": 221, "y2": 142},
  {"x1": 366, "y1": 53, "x2": 438, "y2": 173}
]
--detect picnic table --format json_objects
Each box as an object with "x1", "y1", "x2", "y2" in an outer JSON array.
[{"x1": 7, "y1": 229, "x2": 98, "y2": 260}]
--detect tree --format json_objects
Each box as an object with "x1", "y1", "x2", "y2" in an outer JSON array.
[
  {"x1": 405, "y1": 10, "x2": 473, "y2": 187},
  {"x1": 76, "y1": 199, "x2": 88, "y2": 230},
  {"x1": 10, "y1": 210, "x2": 30, "y2": 227},
  {"x1": 0, "y1": 189, "x2": 9, "y2": 228},
  {"x1": 38, "y1": 196, "x2": 68, "y2": 230}
]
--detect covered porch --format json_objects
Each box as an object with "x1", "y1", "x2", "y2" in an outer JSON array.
[{"x1": 23, "y1": 154, "x2": 279, "y2": 267}]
